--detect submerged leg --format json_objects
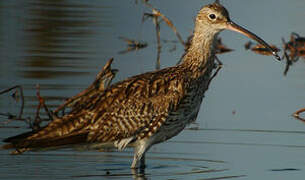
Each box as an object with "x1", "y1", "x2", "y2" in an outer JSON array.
[
  {"x1": 131, "y1": 168, "x2": 146, "y2": 180},
  {"x1": 140, "y1": 153, "x2": 146, "y2": 169},
  {"x1": 131, "y1": 140, "x2": 151, "y2": 169}
]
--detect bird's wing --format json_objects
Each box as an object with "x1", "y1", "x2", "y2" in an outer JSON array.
[
  {"x1": 4, "y1": 67, "x2": 187, "y2": 149},
  {"x1": 86, "y1": 67, "x2": 187, "y2": 142}
]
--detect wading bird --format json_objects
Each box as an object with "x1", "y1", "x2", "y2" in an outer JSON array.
[{"x1": 2, "y1": 2, "x2": 280, "y2": 169}]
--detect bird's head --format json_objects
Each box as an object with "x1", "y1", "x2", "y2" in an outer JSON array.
[
  {"x1": 195, "y1": 2, "x2": 280, "y2": 60},
  {"x1": 196, "y1": 3, "x2": 230, "y2": 32}
]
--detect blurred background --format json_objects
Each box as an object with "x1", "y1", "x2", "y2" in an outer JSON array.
[{"x1": 0, "y1": 0, "x2": 305, "y2": 179}]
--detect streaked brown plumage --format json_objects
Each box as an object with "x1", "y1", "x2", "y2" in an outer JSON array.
[{"x1": 2, "y1": 2, "x2": 280, "y2": 169}]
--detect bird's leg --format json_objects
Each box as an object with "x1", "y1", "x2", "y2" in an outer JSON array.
[
  {"x1": 131, "y1": 141, "x2": 150, "y2": 169},
  {"x1": 131, "y1": 148, "x2": 145, "y2": 169},
  {"x1": 131, "y1": 168, "x2": 146, "y2": 180},
  {"x1": 139, "y1": 153, "x2": 146, "y2": 169}
]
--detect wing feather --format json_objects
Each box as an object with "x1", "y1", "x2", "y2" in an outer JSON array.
[
  {"x1": 3, "y1": 66, "x2": 189, "y2": 151},
  {"x1": 87, "y1": 67, "x2": 187, "y2": 142}
]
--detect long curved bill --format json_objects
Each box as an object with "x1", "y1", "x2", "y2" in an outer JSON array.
[{"x1": 226, "y1": 21, "x2": 281, "y2": 61}]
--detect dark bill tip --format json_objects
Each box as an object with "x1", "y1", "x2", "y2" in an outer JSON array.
[{"x1": 226, "y1": 21, "x2": 281, "y2": 61}]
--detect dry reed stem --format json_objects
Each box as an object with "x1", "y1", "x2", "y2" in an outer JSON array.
[
  {"x1": 35, "y1": 84, "x2": 53, "y2": 120},
  {"x1": 54, "y1": 58, "x2": 117, "y2": 116},
  {"x1": 207, "y1": 56, "x2": 223, "y2": 88},
  {"x1": 118, "y1": 37, "x2": 148, "y2": 54},
  {"x1": 143, "y1": 2, "x2": 186, "y2": 48},
  {"x1": 33, "y1": 84, "x2": 43, "y2": 129},
  {"x1": 0, "y1": 85, "x2": 25, "y2": 119},
  {"x1": 152, "y1": 11, "x2": 161, "y2": 70},
  {"x1": 142, "y1": 12, "x2": 162, "y2": 70},
  {"x1": 293, "y1": 107, "x2": 305, "y2": 122}
]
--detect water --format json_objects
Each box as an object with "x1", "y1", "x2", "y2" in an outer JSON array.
[{"x1": 0, "y1": 0, "x2": 305, "y2": 179}]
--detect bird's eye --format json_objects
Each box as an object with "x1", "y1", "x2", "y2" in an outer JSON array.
[{"x1": 209, "y1": 14, "x2": 216, "y2": 20}]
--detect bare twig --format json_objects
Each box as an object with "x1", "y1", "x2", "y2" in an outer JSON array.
[
  {"x1": 293, "y1": 107, "x2": 305, "y2": 122},
  {"x1": 33, "y1": 84, "x2": 43, "y2": 129},
  {"x1": 118, "y1": 37, "x2": 148, "y2": 54},
  {"x1": 244, "y1": 41, "x2": 253, "y2": 50},
  {"x1": 282, "y1": 37, "x2": 291, "y2": 76},
  {"x1": 143, "y1": 2, "x2": 186, "y2": 48},
  {"x1": 153, "y1": 11, "x2": 162, "y2": 70},
  {"x1": 54, "y1": 58, "x2": 118, "y2": 116},
  {"x1": 32, "y1": 84, "x2": 55, "y2": 129},
  {"x1": 282, "y1": 33, "x2": 305, "y2": 75},
  {"x1": 283, "y1": 52, "x2": 292, "y2": 76},
  {"x1": 215, "y1": 37, "x2": 234, "y2": 54},
  {"x1": 207, "y1": 56, "x2": 223, "y2": 87},
  {"x1": 0, "y1": 85, "x2": 25, "y2": 119},
  {"x1": 0, "y1": 112, "x2": 26, "y2": 124},
  {"x1": 215, "y1": 55, "x2": 223, "y2": 66},
  {"x1": 36, "y1": 85, "x2": 53, "y2": 120},
  {"x1": 0, "y1": 60, "x2": 117, "y2": 128},
  {"x1": 143, "y1": 12, "x2": 162, "y2": 70}
]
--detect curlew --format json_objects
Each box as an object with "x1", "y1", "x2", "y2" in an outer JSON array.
[{"x1": 2, "y1": 2, "x2": 280, "y2": 169}]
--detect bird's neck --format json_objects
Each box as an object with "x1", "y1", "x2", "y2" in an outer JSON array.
[{"x1": 181, "y1": 25, "x2": 219, "y2": 78}]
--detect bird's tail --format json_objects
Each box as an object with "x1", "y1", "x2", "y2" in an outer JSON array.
[
  {"x1": 1, "y1": 130, "x2": 37, "y2": 153},
  {"x1": 1, "y1": 143, "x2": 14, "y2": 150},
  {"x1": 2, "y1": 113, "x2": 91, "y2": 154},
  {"x1": 2, "y1": 131, "x2": 89, "y2": 154}
]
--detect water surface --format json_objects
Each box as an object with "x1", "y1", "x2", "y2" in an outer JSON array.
[{"x1": 1, "y1": 0, "x2": 305, "y2": 179}]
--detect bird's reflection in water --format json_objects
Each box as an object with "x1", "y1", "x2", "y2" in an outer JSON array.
[{"x1": 131, "y1": 168, "x2": 147, "y2": 180}]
